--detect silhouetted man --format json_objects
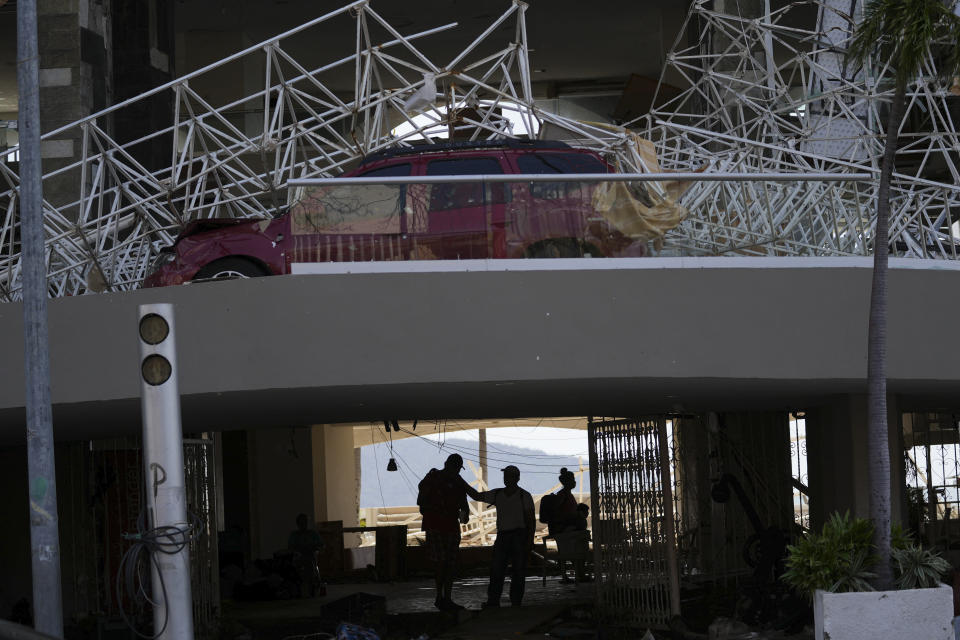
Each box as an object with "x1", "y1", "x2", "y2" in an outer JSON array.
[
  {"x1": 418, "y1": 453, "x2": 481, "y2": 611},
  {"x1": 478, "y1": 465, "x2": 535, "y2": 608}
]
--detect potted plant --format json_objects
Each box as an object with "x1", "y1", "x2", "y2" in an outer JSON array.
[{"x1": 783, "y1": 512, "x2": 953, "y2": 640}]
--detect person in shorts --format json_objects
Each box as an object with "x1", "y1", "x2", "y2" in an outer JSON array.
[{"x1": 418, "y1": 453, "x2": 481, "y2": 611}]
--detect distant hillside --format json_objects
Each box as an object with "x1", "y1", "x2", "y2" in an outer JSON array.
[{"x1": 360, "y1": 436, "x2": 590, "y2": 508}]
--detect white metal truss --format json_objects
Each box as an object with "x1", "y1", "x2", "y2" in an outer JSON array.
[
  {"x1": 2, "y1": 0, "x2": 959, "y2": 300},
  {"x1": 639, "y1": 0, "x2": 960, "y2": 259},
  {"x1": 0, "y1": 0, "x2": 581, "y2": 299}
]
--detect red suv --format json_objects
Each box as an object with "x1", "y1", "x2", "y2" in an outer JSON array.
[{"x1": 142, "y1": 140, "x2": 645, "y2": 287}]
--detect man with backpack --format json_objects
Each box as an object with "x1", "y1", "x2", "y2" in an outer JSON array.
[
  {"x1": 478, "y1": 465, "x2": 536, "y2": 608},
  {"x1": 417, "y1": 453, "x2": 481, "y2": 611}
]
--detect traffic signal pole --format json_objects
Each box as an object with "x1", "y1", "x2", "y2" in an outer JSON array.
[
  {"x1": 17, "y1": 0, "x2": 65, "y2": 636},
  {"x1": 137, "y1": 304, "x2": 195, "y2": 640}
]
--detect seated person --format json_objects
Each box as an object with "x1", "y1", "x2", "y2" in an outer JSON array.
[
  {"x1": 575, "y1": 503, "x2": 590, "y2": 532},
  {"x1": 287, "y1": 513, "x2": 324, "y2": 597}
]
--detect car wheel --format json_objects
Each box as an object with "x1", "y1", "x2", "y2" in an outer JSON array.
[
  {"x1": 527, "y1": 239, "x2": 584, "y2": 258},
  {"x1": 193, "y1": 257, "x2": 269, "y2": 281}
]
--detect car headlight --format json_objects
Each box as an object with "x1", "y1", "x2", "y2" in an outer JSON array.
[{"x1": 148, "y1": 251, "x2": 176, "y2": 274}]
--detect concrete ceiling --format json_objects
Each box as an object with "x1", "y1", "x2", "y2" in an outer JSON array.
[
  {"x1": 175, "y1": 0, "x2": 688, "y2": 86},
  {"x1": 0, "y1": 0, "x2": 693, "y2": 118},
  {"x1": 0, "y1": 1, "x2": 826, "y2": 123}
]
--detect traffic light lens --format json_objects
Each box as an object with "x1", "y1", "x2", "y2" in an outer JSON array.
[
  {"x1": 139, "y1": 314, "x2": 169, "y2": 345},
  {"x1": 142, "y1": 354, "x2": 172, "y2": 385}
]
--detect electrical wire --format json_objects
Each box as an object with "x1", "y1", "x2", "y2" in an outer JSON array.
[
  {"x1": 412, "y1": 418, "x2": 588, "y2": 456},
  {"x1": 369, "y1": 425, "x2": 387, "y2": 510},
  {"x1": 436, "y1": 420, "x2": 588, "y2": 457},
  {"x1": 115, "y1": 509, "x2": 202, "y2": 639},
  {"x1": 404, "y1": 429, "x2": 580, "y2": 468},
  {"x1": 397, "y1": 428, "x2": 583, "y2": 475},
  {"x1": 373, "y1": 423, "x2": 419, "y2": 498}
]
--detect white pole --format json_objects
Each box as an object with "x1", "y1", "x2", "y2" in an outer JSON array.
[
  {"x1": 478, "y1": 428, "x2": 488, "y2": 491},
  {"x1": 17, "y1": 0, "x2": 64, "y2": 633},
  {"x1": 657, "y1": 419, "x2": 681, "y2": 618},
  {"x1": 138, "y1": 303, "x2": 194, "y2": 640}
]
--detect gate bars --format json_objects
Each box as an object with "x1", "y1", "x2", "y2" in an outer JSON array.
[{"x1": 588, "y1": 416, "x2": 681, "y2": 629}]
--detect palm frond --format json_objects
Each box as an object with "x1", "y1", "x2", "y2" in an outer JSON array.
[{"x1": 848, "y1": 0, "x2": 960, "y2": 85}]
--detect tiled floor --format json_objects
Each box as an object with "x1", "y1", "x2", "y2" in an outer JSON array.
[
  {"x1": 380, "y1": 575, "x2": 594, "y2": 613},
  {"x1": 223, "y1": 575, "x2": 595, "y2": 639}
]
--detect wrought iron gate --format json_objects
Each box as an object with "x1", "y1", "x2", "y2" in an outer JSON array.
[
  {"x1": 183, "y1": 436, "x2": 221, "y2": 637},
  {"x1": 588, "y1": 417, "x2": 680, "y2": 630},
  {"x1": 62, "y1": 435, "x2": 220, "y2": 638}
]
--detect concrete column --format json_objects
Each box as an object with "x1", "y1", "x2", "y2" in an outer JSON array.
[
  {"x1": 311, "y1": 424, "x2": 360, "y2": 548},
  {"x1": 36, "y1": 0, "x2": 175, "y2": 215},
  {"x1": 111, "y1": 0, "x2": 174, "y2": 172},
  {"x1": 37, "y1": 0, "x2": 112, "y2": 214},
  {"x1": 806, "y1": 394, "x2": 904, "y2": 530}
]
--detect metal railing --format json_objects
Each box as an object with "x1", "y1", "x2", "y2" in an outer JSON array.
[{"x1": 2, "y1": 0, "x2": 960, "y2": 301}]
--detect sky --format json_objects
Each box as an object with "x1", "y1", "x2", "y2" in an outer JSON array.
[{"x1": 423, "y1": 424, "x2": 589, "y2": 458}]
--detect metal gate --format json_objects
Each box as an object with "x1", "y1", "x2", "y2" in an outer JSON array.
[
  {"x1": 61, "y1": 435, "x2": 220, "y2": 638},
  {"x1": 903, "y1": 412, "x2": 960, "y2": 546},
  {"x1": 183, "y1": 436, "x2": 221, "y2": 638},
  {"x1": 588, "y1": 417, "x2": 680, "y2": 630}
]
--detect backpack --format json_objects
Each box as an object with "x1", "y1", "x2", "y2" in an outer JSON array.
[
  {"x1": 539, "y1": 493, "x2": 559, "y2": 524},
  {"x1": 417, "y1": 469, "x2": 442, "y2": 516}
]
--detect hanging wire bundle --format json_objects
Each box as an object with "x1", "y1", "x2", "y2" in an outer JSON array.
[{"x1": 115, "y1": 509, "x2": 203, "y2": 639}]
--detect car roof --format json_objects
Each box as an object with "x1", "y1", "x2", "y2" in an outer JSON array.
[{"x1": 358, "y1": 138, "x2": 575, "y2": 167}]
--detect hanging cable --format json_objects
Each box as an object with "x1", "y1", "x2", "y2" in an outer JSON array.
[
  {"x1": 115, "y1": 509, "x2": 202, "y2": 639},
  {"x1": 397, "y1": 428, "x2": 582, "y2": 474},
  {"x1": 372, "y1": 423, "x2": 418, "y2": 497},
  {"x1": 369, "y1": 425, "x2": 388, "y2": 510},
  {"x1": 401, "y1": 428, "x2": 580, "y2": 468}
]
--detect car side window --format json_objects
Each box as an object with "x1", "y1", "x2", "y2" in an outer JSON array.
[
  {"x1": 517, "y1": 153, "x2": 607, "y2": 199},
  {"x1": 290, "y1": 162, "x2": 412, "y2": 235},
  {"x1": 358, "y1": 163, "x2": 412, "y2": 177},
  {"x1": 426, "y1": 157, "x2": 506, "y2": 210}
]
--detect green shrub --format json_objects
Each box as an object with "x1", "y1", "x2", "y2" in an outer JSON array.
[
  {"x1": 892, "y1": 544, "x2": 952, "y2": 590},
  {"x1": 782, "y1": 511, "x2": 950, "y2": 599},
  {"x1": 782, "y1": 512, "x2": 876, "y2": 599}
]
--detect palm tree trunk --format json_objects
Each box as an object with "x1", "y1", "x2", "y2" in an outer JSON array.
[{"x1": 868, "y1": 79, "x2": 905, "y2": 591}]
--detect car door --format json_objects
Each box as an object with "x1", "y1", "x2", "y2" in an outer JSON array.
[
  {"x1": 509, "y1": 151, "x2": 607, "y2": 253},
  {"x1": 287, "y1": 162, "x2": 411, "y2": 265},
  {"x1": 419, "y1": 155, "x2": 507, "y2": 260}
]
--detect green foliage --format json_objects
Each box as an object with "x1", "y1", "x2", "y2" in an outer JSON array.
[
  {"x1": 891, "y1": 522, "x2": 914, "y2": 550},
  {"x1": 830, "y1": 548, "x2": 878, "y2": 594},
  {"x1": 892, "y1": 544, "x2": 952, "y2": 589},
  {"x1": 783, "y1": 512, "x2": 877, "y2": 600},
  {"x1": 847, "y1": 0, "x2": 960, "y2": 87},
  {"x1": 783, "y1": 512, "x2": 950, "y2": 599}
]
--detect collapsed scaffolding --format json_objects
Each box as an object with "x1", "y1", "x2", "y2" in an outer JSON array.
[
  {"x1": 643, "y1": 0, "x2": 960, "y2": 259},
  {"x1": 0, "y1": 0, "x2": 959, "y2": 301},
  {"x1": 0, "y1": 0, "x2": 658, "y2": 300}
]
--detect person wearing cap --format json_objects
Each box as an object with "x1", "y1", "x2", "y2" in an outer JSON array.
[
  {"x1": 417, "y1": 453, "x2": 482, "y2": 611},
  {"x1": 477, "y1": 465, "x2": 536, "y2": 608}
]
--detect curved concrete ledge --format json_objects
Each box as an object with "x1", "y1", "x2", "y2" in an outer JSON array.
[{"x1": 1, "y1": 258, "x2": 958, "y2": 442}]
